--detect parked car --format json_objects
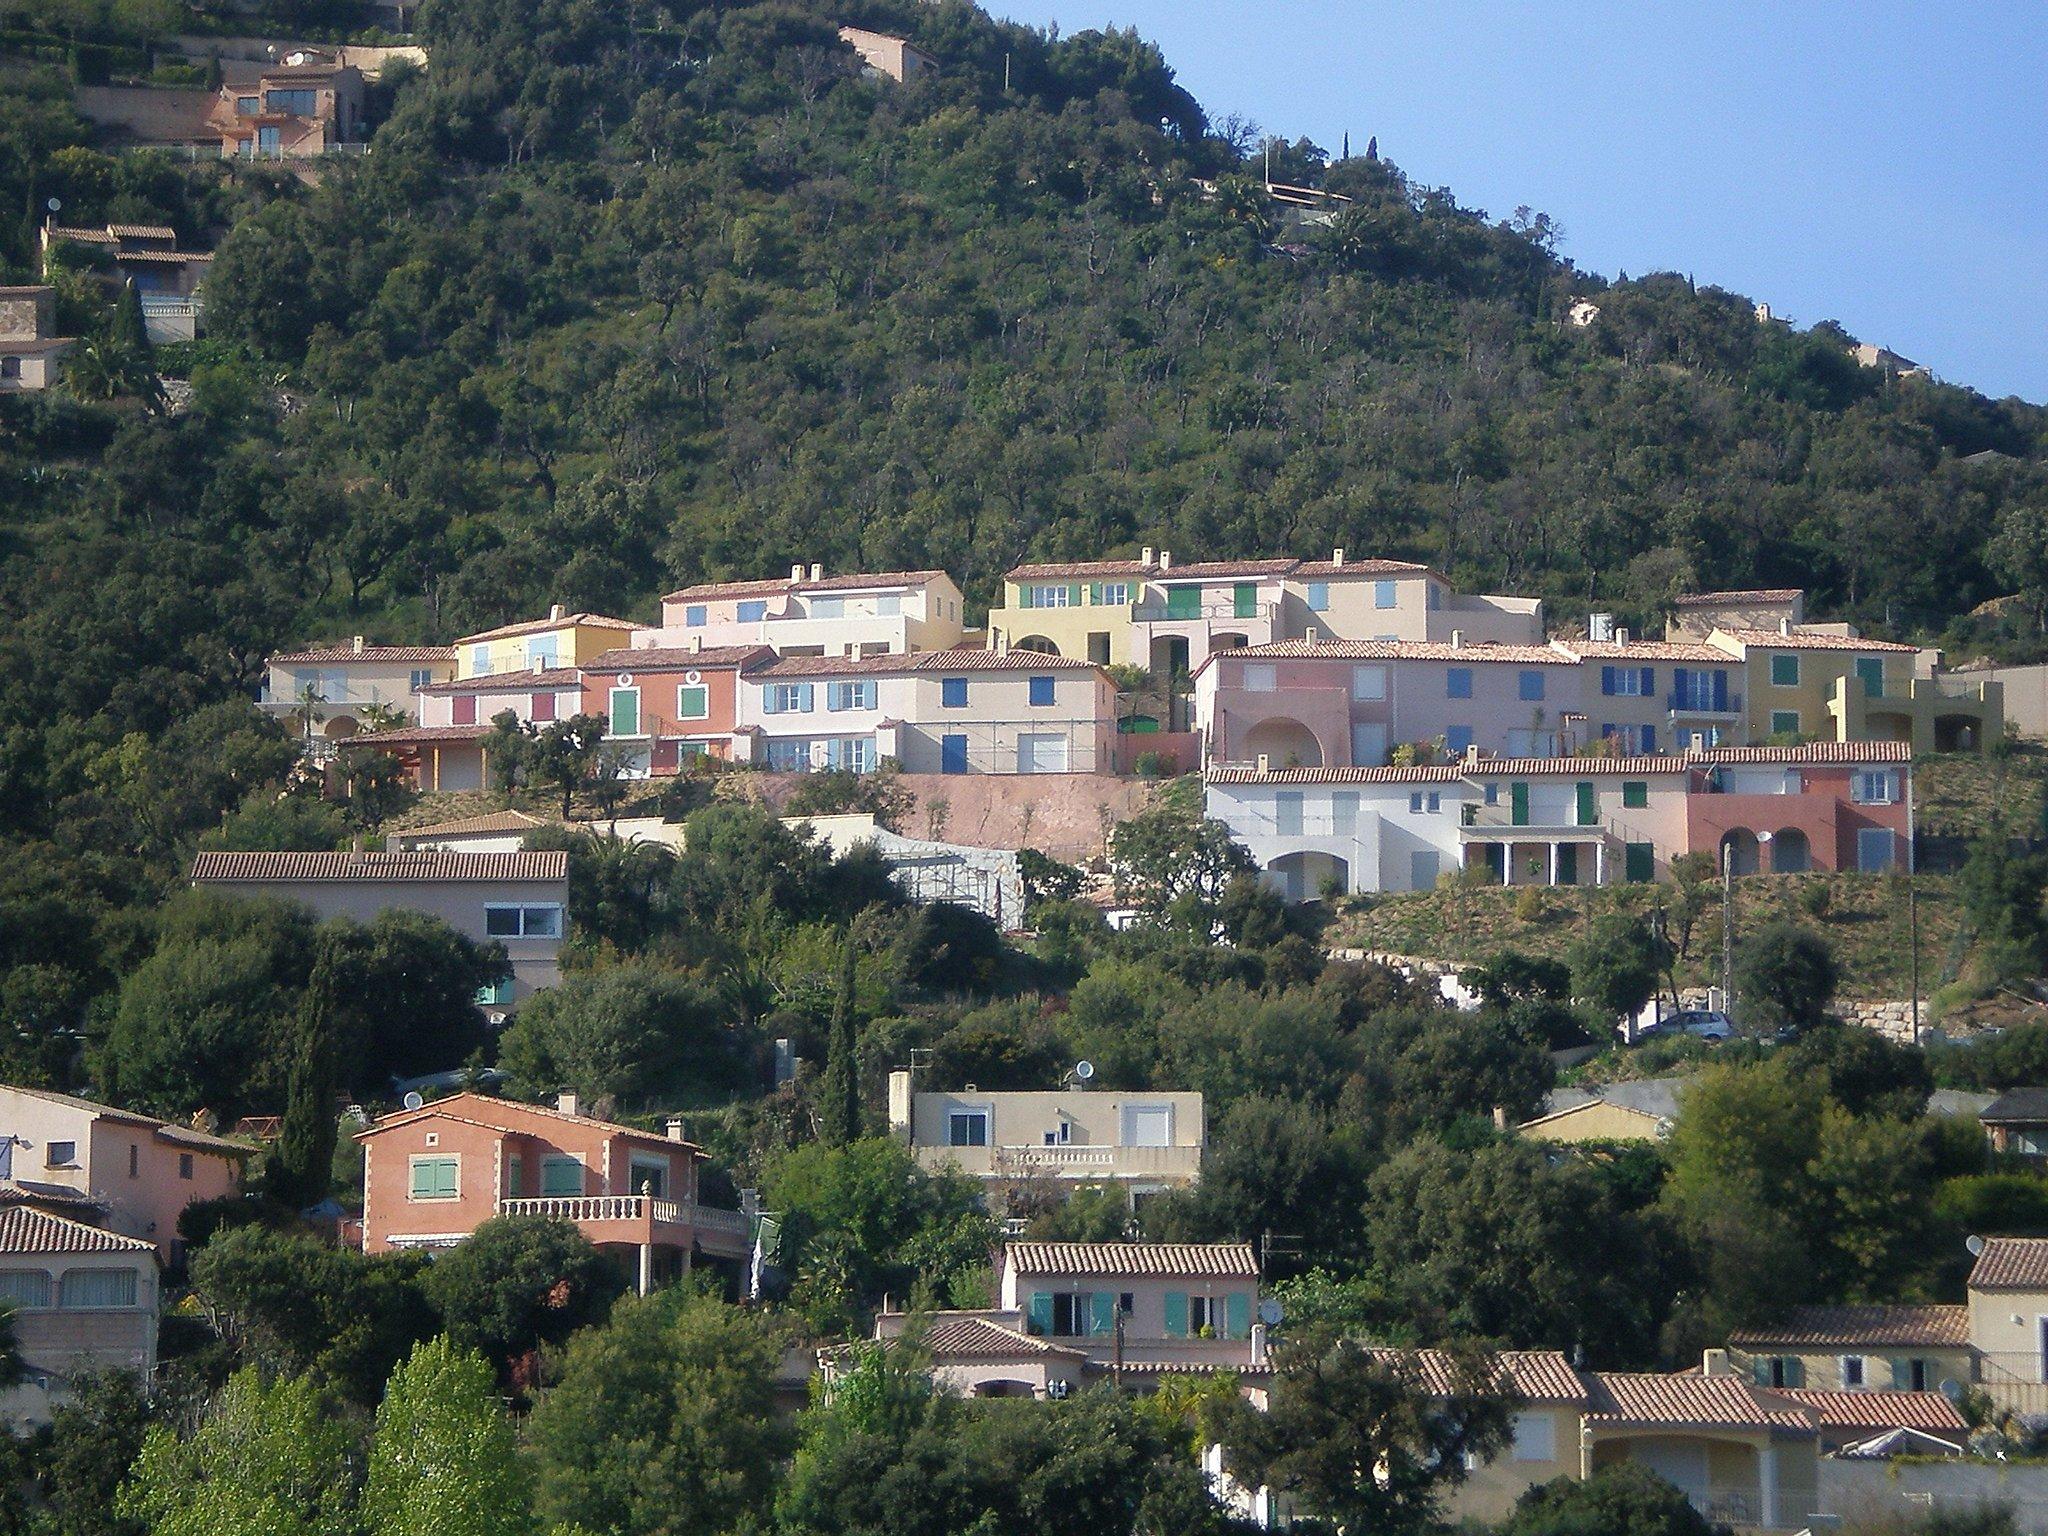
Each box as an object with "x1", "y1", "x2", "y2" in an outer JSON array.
[{"x1": 1672, "y1": 1009, "x2": 1735, "y2": 1041}]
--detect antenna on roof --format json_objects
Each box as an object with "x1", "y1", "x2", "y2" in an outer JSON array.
[{"x1": 402, "y1": 1091, "x2": 425, "y2": 1111}]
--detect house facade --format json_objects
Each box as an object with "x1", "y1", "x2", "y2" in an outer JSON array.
[
  {"x1": 188, "y1": 849, "x2": 567, "y2": 1008},
  {"x1": 0, "y1": 1207, "x2": 160, "y2": 1429},
  {"x1": 736, "y1": 651, "x2": 1117, "y2": 775},
  {"x1": 41, "y1": 222, "x2": 212, "y2": 342},
  {"x1": 0, "y1": 286, "x2": 74, "y2": 393},
  {"x1": 0, "y1": 1086, "x2": 247, "y2": 1262},
  {"x1": 579, "y1": 645, "x2": 772, "y2": 776},
  {"x1": 454, "y1": 607, "x2": 645, "y2": 679},
  {"x1": 260, "y1": 639, "x2": 456, "y2": 742},
  {"x1": 354, "y1": 1092, "x2": 750, "y2": 1293},
  {"x1": 651, "y1": 567, "x2": 965, "y2": 657},
  {"x1": 838, "y1": 24, "x2": 937, "y2": 81},
  {"x1": 889, "y1": 1072, "x2": 1202, "y2": 1204},
  {"x1": 1687, "y1": 743, "x2": 1914, "y2": 876},
  {"x1": 206, "y1": 55, "x2": 365, "y2": 158},
  {"x1": 1706, "y1": 626, "x2": 1999, "y2": 754},
  {"x1": 1979, "y1": 1088, "x2": 2048, "y2": 1159}
]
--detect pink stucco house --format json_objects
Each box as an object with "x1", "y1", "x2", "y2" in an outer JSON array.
[{"x1": 355, "y1": 1092, "x2": 751, "y2": 1293}]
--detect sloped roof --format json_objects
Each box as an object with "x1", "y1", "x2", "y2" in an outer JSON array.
[
  {"x1": 1465, "y1": 756, "x2": 1689, "y2": 777},
  {"x1": 1584, "y1": 1372, "x2": 1814, "y2": 1431},
  {"x1": 1559, "y1": 640, "x2": 1729, "y2": 662},
  {"x1": 391, "y1": 810, "x2": 549, "y2": 839},
  {"x1": 0, "y1": 1086, "x2": 248, "y2": 1155},
  {"x1": 1969, "y1": 1237, "x2": 2048, "y2": 1290},
  {"x1": 921, "y1": 1316, "x2": 1088, "y2": 1360},
  {"x1": 1364, "y1": 1348, "x2": 1587, "y2": 1403},
  {"x1": 758, "y1": 651, "x2": 1100, "y2": 678},
  {"x1": 418, "y1": 668, "x2": 583, "y2": 694},
  {"x1": 1524, "y1": 1077, "x2": 1689, "y2": 1130},
  {"x1": 1005, "y1": 1242, "x2": 1258, "y2": 1278},
  {"x1": 354, "y1": 1090, "x2": 699, "y2": 1152},
  {"x1": 582, "y1": 646, "x2": 773, "y2": 671},
  {"x1": 1205, "y1": 765, "x2": 1467, "y2": 785},
  {"x1": 1692, "y1": 742, "x2": 1914, "y2": 765},
  {"x1": 1728, "y1": 1305, "x2": 1969, "y2": 1350},
  {"x1": 1006, "y1": 559, "x2": 1156, "y2": 580},
  {"x1": 454, "y1": 613, "x2": 643, "y2": 644},
  {"x1": 663, "y1": 569, "x2": 952, "y2": 602},
  {"x1": 269, "y1": 644, "x2": 455, "y2": 664},
  {"x1": 1675, "y1": 588, "x2": 1805, "y2": 607},
  {"x1": 1150, "y1": 559, "x2": 1300, "y2": 581},
  {"x1": 191, "y1": 850, "x2": 567, "y2": 883},
  {"x1": 0, "y1": 1206, "x2": 156, "y2": 1257},
  {"x1": 1230, "y1": 640, "x2": 1576, "y2": 663},
  {"x1": 345, "y1": 724, "x2": 494, "y2": 747},
  {"x1": 1981, "y1": 1087, "x2": 2048, "y2": 1124},
  {"x1": 1777, "y1": 1389, "x2": 1968, "y2": 1434},
  {"x1": 1294, "y1": 558, "x2": 1433, "y2": 578},
  {"x1": 1714, "y1": 627, "x2": 1919, "y2": 654}
]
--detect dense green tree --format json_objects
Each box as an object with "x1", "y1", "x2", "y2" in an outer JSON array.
[
  {"x1": 362, "y1": 1336, "x2": 535, "y2": 1536},
  {"x1": 1503, "y1": 1462, "x2": 1717, "y2": 1536},
  {"x1": 1569, "y1": 913, "x2": 1669, "y2": 1026},
  {"x1": 1784, "y1": 1023, "x2": 1932, "y2": 1118},
  {"x1": 1734, "y1": 922, "x2": 1839, "y2": 1033},
  {"x1": 37, "y1": 1370, "x2": 154, "y2": 1536},
  {"x1": 498, "y1": 964, "x2": 741, "y2": 1107},
  {"x1": 417, "y1": 1216, "x2": 624, "y2": 1380}
]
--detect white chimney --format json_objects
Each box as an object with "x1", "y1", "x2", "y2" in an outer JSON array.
[
  {"x1": 1159, "y1": 550, "x2": 1173, "y2": 570},
  {"x1": 1305, "y1": 626, "x2": 1320, "y2": 643},
  {"x1": 549, "y1": 604, "x2": 565, "y2": 621},
  {"x1": 1701, "y1": 1347, "x2": 1732, "y2": 1378},
  {"x1": 531, "y1": 656, "x2": 546, "y2": 674},
  {"x1": 1463, "y1": 742, "x2": 1482, "y2": 765},
  {"x1": 1141, "y1": 545, "x2": 1155, "y2": 564},
  {"x1": 665, "y1": 1117, "x2": 686, "y2": 1142},
  {"x1": 1451, "y1": 629, "x2": 1465, "y2": 648},
  {"x1": 690, "y1": 634, "x2": 703, "y2": 653},
  {"x1": 1332, "y1": 547, "x2": 1345, "y2": 566},
  {"x1": 1779, "y1": 617, "x2": 1792, "y2": 636},
  {"x1": 1256, "y1": 753, "x2": 1270, "y2": 773},
  {"x1": 791, "y1": 562, "x2": 806, "y2": 583},
  {"x1": 352, "y1": 635, "x2": 365, "y2": 654},
  {"x1": 555, "y1": 1091, "x2": 579, "y2": 1117},
  {"x1": 888, "y1": 1069, "x2": 914, "y2": 1138},
  {"x1": 810, "y1": 563, "x2": 823, "y2": 582},
  {"x1": 1614, "y1": 627, "x2": 1630, "y2": 646}
]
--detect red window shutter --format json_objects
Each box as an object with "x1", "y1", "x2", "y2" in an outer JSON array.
[
  {"x1": 452, "y1": 695, "x2": 477, "y2": 726},
  {"x1": 531, "y1": 691, "x2": 555, "y2": 722}
]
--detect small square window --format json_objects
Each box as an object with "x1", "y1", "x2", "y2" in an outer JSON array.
[
  {"x1": 941, "y1": 677, "x2": 968, "y2": 708},
  {"x1": 1622, "y1": 781, "x2": 1649, "y2": 809},
  {"x1": 1029, "y1": 676, "x2": 1056, "y2": 707},
  {"x1": 45, "y1": 1142, "x2": 75, "y2": 1168},
  {"x1": 1518, "y1": 670, "x2": 1545, "y2": 702},
  {"x1": 685, "y1": 604, "x2": 707, "y2": 627},
  {"x1": 677, "y1": 685, "x2": 709, "y2": 720},
  {"x1": 1374, "y1": 580, "x2": 1398, "y2": 610},
  {"x1": 1770, "y1": 710, "x2": 1801, "y2": 737},
  {"x1": 1771, "y1": 654, "x2": 1800, "y2": 687},
  {"x1": 1446, "y1": 668, "x2": 1473, "y2": 700}
]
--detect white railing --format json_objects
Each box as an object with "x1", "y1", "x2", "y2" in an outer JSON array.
[
  {"x1": 1000, "y1": 1145, "x2": 1117, "y2": 1168},
  {"x1": 691, "y1": 1204, "x2": 751, "y2": 1236}
]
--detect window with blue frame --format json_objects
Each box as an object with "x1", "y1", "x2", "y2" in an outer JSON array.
[
  {"x1": 1028, "y1": 675, "x2": 1056, "y2": 706},
  {"x1": 1600, "y1": 665, "x2": 1653, "y2": 697},
  {"x1": 1306, "y1": 581, "x2": 1330, "y2": 612},
  {"x1": 1518, "y1": 670, "x2": 1545, "y2": 701},
  {"x1": 684, "y1": 604, "x2": 707, "y2": 627},
  {"x1": 737, "y1": 600, "x2": 768, "y2": 624},
  {"x1": 825, "y1": 680, "x2": 876, "y2": 711},
  {"x1": 1374, "y1": 580, "x2": 1398, "y2": 610},
  {"x1": 941, "y1": 677, "x2": 969, "y2": 708},
  {"x1": 764, "y1": 683, "x2": 815, "y2": 714},
  {"x1": 1446, "y1": 668, "x2": 1473, "y2": 699},
  {"x1": 1446, "y1": 725, "x2": 1474, "y2": 754}
]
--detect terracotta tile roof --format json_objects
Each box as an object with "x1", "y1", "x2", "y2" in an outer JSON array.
[
  {"x1": 346, "y1": 725, "x2": 494, "y2": 747},
  {"x1": 355, "y1": 1091, "x2": 700, "y2": 1153},
  {"x1": 1230, "y1": 641, "x2": 1577, "y2": 663},
  {"x1": 1729, "y1": 1305, "x2": 1970, "y2": 1349},
  {"x1": 1103, "y1": 1359, "x2": 1275, "y2": 1377},
  {"x1": 757, "y1": 651, "x2": 1100, "y2": 678},
  {"x1": 454, "y1": 613, "x2": 644, "y2": 644},
  {"x1": 1676, "y1": 588, "x2": 1805, "y2": 606},
  {"x1": 1691, "y1": 742, "x2": 1913, "y2": 765},
  {"x1": 1585, "y1": 1372, "x2": 1815, "y2": 1431},
  {"x1": 1777, "y1": 1390, "x2": 1968, "y2": 1434},
  {"x1": 1365, "y1": 1348, "x2": 1587, "y2": 1403},
  {"x1": 1465, "y1": 756, "x2": 1690, "y2": 776},
  {"x1": 106, "y1": 222, "x2": 177, "y2": 240},
  {"x1": 190, "y1": 850, "x2": 567, "y2": 883},
  {"x1": 115, "y1": 250, "x2": 209, "y2": 265},
  {"x1": 1968, "y1": 1237, "x2": 2048, "y2": 1290},
  {"x1": 1559, "y1": 640, "x2": 1729, "y2": 662},
  {"x1": 1982, "y1": 1088, "x2": 2048, "y2": 1124},
  {"x1": 1004, "y1": 1242, "x2": 1258, "y2": 1278},
  {"x1": 1007, "y1": 559, "x2": 1157, "y2": 580},
  {"x1": 583, "y1": 646, "x2": 773, "y2": 671},
  {"x1": 1205, "y1": 765, "x2": 1467, "y2": 785},
  {"x1": 663, "y1": 569, "x2": 952, "y2": 602},
  {"x1": 418, "y1": 669, "x2": 583, "y2": 694},
  {"x1": 0, "y1": 1179, "x2": 105, "y2": 1211},
  {"x1": 1293, "y1": 558, "x2": 1433, "y2": 578},
  {"x1": 1150, "y1": 559, "x2": 1300, "y2": 581},
  {"x1": 0, "y1": 1206, "x2": 156, "y2": 1256},
  {"x1": 920, "y1": 1316, "x2": 1088, "y2": 1360},
  {"x1": 268, "y1": 644, "x2": 456, "y2": 664},
  {"x1": 391, "y1": 810, "x2": 548, "y2": 839},
  {"x1": 1714, "y1": 627, "x2": 1919, "y2": 654},
  {"x1": 43, "y1": 226, "x2": 119, "y2": 244}
]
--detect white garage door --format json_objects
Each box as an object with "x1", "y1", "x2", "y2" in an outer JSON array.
[
  {"x1": 1017, "y1": 733, "x2": 1069, "y2": 773},
  {"x1": 1121, "y1": 1104, "x2": 1173, "y2": 1147}
]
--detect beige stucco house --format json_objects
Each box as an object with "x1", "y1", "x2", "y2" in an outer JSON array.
[
  {"x1": 889, "y1": 1071, "x2": 1201, "y2": 1204},
  {"x1": 188, "y1": 849, "x2": 567, "y2": 1010},
  {"x1": 651, "y1": 566, "x2": 966, "y2": 657},
  {"x1": 0, "y1": 1206, "x2": 160, "y2": 1429},
  {"x1": 260, "y1": 638, "x2": 456, "y2": 744}
]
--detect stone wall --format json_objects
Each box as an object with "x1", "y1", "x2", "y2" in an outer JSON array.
[
  {"x1": 745, "y1": 771, "x2": 1158, "y2": 864},
  {"x1": 0, "y1": 289, "x2": 51, "y2": 342},
  {"x1": 1835, "y1": 998, "x2": 1929, "y2": 1042}
]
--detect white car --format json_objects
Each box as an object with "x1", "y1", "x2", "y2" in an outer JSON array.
[{"x1": 1672, "y1": 1009, "x2": 1735, "y2": 1041}]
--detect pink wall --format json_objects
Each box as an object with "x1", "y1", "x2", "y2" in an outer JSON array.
[{"x1": 1686, "y1": 765, "x2": 1912, "y2": 872}]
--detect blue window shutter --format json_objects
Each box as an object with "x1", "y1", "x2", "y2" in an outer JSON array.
[
  {"x1": 1639, "y1": 666, "x2": 1654, "y2": 697},
  {"x1": 1714, "y1": 670, "x2": 1728, "y2": 710},
  {"x1": 1601, "y1": 666, "x2": 1616, "y2": 696},
  {"x1": 1091, "y1": 1292, "x2": 1114, "y2": 1336},
  {"x1": 800, "y1": 684, "x2": 815, "y2": 712},
  {"x1": 1164, "y1": 1291, "x2": 1189, "y2": 1338},
  {"x1": 1028, "y1": 1293, "x2": 1054, "y2": 1335},
  {"x1": 1642, "y1": 724, "x2": 1656, "y2": 753},
  {"x1": 1226, "y1": 1292, "x2": 1250, "y2": 1340},
  {"x1": 1671, "y1": 667, "x2": 1687, "y2": 705}
]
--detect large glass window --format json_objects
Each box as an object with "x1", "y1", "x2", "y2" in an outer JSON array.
[
  {"x1": 1028, "y1": 585, "x2": 1073, "y2": 608},
  {"x1": 737, "y1": 600, "x2": 768, "y2": 624},
  {"x1": 264, "y1": 87, "x2": 317, "y2": 115},
  {"x1": 59, "y1": 1269, "x2": 137, "y2": 1309},
  {"x1": 485, "y1": 904, "x2": 563, "y2": 938},
  {"x1": 0, "y1": 1271, "x2": 50, "y2": 1308},
  {"x1": 947, "y1": 1110, "x2": 989, "y2": 1147}
]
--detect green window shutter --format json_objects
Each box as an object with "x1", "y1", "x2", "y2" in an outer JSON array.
[
  {"x1": 1089, "y1": 582, "x2": 1103, "y2": 605},
  {"x1": 1226, "y1": 1292, "x2": 1250, "y2": 1341},
  {"x1": 1751, "y1": 1358, "x2": 1772, "y2": 1387},
  {"x1": 1166, "y1": 586, "x2": 1199, "y2": 620},
  {"x1": 1771, "y1": 653, "x2": 1799, "y2": 687},
  {"x1": 1575, "y1": 782, "x2": 1596, "y2": 826},
  {"x1": 1510, "y1": 782, "x2": 1530, "y2": 826},
  {"x1": 1785, "y1": 1357, "x2": 1806, "y2": 1388},
  {"x1": 1091, "y1": 1292, "x2": 1115, "y2": 1336},
  {"x1": 1889, "y1": 1357, "x2": 1911, "y2": 1389},
  {"x1": 1027, "y1": 1293, "x2": 1054, "y2": 1335},
  {"x1": 1622, "y1": 781, "x2": 1649, "y2": 809},
  {"x1": 611, "y1": 688, "x2": 639, "y2": 736},
  {"x1": 1234, "y1": 582, "x2": 1258, "y2": 619},
  {"x1": 1625, "y1": 842, "x2": 1654, "y2": 883},
  {"x1": 1857, "y1": 657, "x2": 1885, "y2": 698},
  {"x1": 1164, "y1": 1291, "x2": 1189, "y2": 1338},
  {"x1": 1557, "y1": 844, "x2": 1578, "y2": 884},
  {"x1": 1068, "y1": 583, "x2": 1083, "y2": 608}
]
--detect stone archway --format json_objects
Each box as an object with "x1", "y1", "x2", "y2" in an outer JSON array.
[
  {"x1": 1771, "y1": 828, "x2": 1811, "y2": 873},
  {"x1": 1720, "y1": 827, "x2": 1760, "y2": 876},
  {"x1": 1012, "y1": 634, "x2": 1061, "y2": 656},
  {"x1": 1241, "y1": 716, "x2": 1324, "y2": 768}
]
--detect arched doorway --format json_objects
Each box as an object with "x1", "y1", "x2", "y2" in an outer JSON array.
[
  {"x1": 1241, "y1": 717, "x2": 1324, "y2": 768},
  {"x1": 323, "y1": 716, "x2": 360, "y2": 739},
  {"x1": 1012, "y1": 635, "x2": 1061, "y2": 656},
  {"x1": 972, "y1": 1379, "x2": 1037, "y2": 1398},
  {"x1": 1771, "y1": 828, "x2": 1811, "y2": 873},
  {"x1": 1720, "y1": 828, "x2": 1760, "y2": 876},
  {"x1": 1267, "y1": 850, "x2": 1350, "y2": 903},
  {"x1": 1935, "y1": 714, "x2": 1980, "y2": 752}
]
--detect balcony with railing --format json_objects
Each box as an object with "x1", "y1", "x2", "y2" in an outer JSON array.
[
  {"x1": 496, "y1": 1194, "x2": 751, "y2": 1256},
  {"x1": 912, "y1": 1141, "x2": 1203, "y2": 1183},
  {"x1": 1668, "y1": 687, "x2": 1743, "y2": 719},
  {"x1": 1132, "y1": 596, "x2": 1280, "y2": 632}
]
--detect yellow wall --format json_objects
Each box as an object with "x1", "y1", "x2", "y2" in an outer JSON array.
[
  {"x1": 987, "y1": 580, "x2": 1137, "y2": 663},
  {"x1": 457, "y1": 621, "x2": 635, "y2": 679},
  {"x1": 1732, "y1": 644, "x2": 1911, "y2": 742},
  {"x1": 1446, "y1": 1404, "x2": 1582, "y2": 1524},
  {"x1": 1727, "y1": 1344, "x2": 1973, "y2": 1392}
]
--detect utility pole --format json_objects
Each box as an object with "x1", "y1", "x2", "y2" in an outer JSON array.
[
  {"x1": 1720, "y1": 840, "x2": 1734, "y2": 1018},
  {"x1": 1909, "y1": 870, "x2": 1922, "y2": 1048},
  {"x1": 1112, "y1": 1308, "x2": 1124, "y2": 1392}
]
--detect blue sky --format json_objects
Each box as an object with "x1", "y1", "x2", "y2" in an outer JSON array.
[{"x1": 999, "y1": 1, "x2": 2048, "y2": 403}]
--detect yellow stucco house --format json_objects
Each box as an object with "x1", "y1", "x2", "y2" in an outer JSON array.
[
  {"x1": 452, "y1": 606, "x2": 646, "y2": 679},
  {"x1": 1703, "y1": 624, "x2": 2000, "y2": 754}
]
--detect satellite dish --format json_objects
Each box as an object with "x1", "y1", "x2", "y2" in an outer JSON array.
[
  {"x1": 402, "y1": 1091, "x2": 425, "y2": 1110},
  {"x1": 46, "y1": 197, "x2": 60, "y2": 214},
  {"x1": 1074, "y1": 1060, "x2": 1094, "y2": 1081},
  {"x1": 1967, "y1": 1234, "x2": 1986, "y2": 1257},
  {"x1": 1258, "y1": 1298, "x2": 1284, "y2": 1328},
  {"x1": 1940, "y1": 1378, "x2": 1963, "y2": 1402}
]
